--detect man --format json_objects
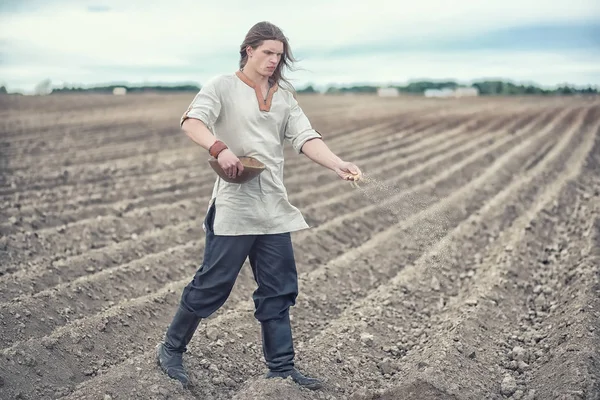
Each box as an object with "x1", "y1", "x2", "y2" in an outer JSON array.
[{"x1": 156, "y1": 21, "x2": 362, "y2": 391}]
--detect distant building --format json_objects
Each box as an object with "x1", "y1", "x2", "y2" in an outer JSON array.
[
  {"x1": 424, "y1": 87, "x2": 479, "y2": 98},
  {"x1": 377, "y1": 87, "x2": 400, "y2": 97},
  {"x1": 453, "y1": 87, "x2": 479, "y2": 97},
  {"x1": 113, "y1": 87, "x2": 127, "y2": 95},
  {"x1": 424, "y1": 88, "x2": 454, "y2": 98}
]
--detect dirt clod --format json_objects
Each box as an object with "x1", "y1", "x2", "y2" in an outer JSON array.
[{"x1": 501, "y1": 374, "x2": 518, "y2": 396}]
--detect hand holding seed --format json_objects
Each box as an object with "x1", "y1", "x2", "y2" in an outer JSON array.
[{"x1": 334, "y1": 161, "x2": 363, "y2": 187}]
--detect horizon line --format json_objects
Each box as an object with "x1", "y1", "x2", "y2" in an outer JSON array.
[{"x1": 3, "y1": 76, "x2": 599, "y2": 95}]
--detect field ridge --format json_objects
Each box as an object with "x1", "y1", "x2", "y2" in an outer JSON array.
[{"x1": 0, "y1": 93, "x2": 597, "y2": 400}]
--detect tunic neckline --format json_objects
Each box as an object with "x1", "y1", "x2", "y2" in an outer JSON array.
[{"x1": 235, "y1": 70, "x2": 279, "y2": 112}]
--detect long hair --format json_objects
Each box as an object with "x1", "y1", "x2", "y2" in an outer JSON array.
[{"x1": 239, "y1": 21, "x2": 298, "y2": 92}]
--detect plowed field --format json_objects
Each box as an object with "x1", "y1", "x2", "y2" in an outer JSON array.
[{"x1": 1, "y1": 92, "x2": 599, "y2": 400}]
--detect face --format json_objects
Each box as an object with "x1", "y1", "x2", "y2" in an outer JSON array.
[{"x1": 246, "y1": 40, "x2": 284, "y2": 78}]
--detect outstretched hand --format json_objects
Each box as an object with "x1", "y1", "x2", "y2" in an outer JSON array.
[{"x1": 334, "y1": 161, "x2": 362, "y2": 182}]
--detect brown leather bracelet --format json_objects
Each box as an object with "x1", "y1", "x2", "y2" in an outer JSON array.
[{"x1": 209, "y1": 140, "x2": 228, "y2": 158}]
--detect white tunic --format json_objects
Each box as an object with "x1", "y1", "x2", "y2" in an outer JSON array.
[{"x1": 180, "y1": 70, "x2": 322, "y2": 236}]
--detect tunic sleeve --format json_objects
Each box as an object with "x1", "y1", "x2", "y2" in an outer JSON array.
[
  {"x1": 284, "y1": 95, "x2": 322, "y2": 154},
  {"x1": 180, "y1": 77, "x2": 222, "y2": 129}
]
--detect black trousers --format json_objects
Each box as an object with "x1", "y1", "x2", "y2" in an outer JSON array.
[{"x1": 178, "y1": 202, "x2": 299, "y2": 371}]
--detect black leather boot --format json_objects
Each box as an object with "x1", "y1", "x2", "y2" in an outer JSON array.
[
  {"x1": 266, "y1": 368, "x2": 323, "y2": 390},
  {"x1": 156, "y1": 305, "x2": 202, "y2": 388},
  {"x1": 262, "y1": 312, "x2": 323, "y2": 390}
]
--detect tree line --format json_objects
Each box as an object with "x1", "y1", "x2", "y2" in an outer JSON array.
[
  {"x1": 304, "y1": 80, "x2": 598, "y2": 96},
  {"x1": 1, "y1": 80, "x2": 597, "y2": 96},
  {"x1": 49, "y1": 84, "x2": 201, "y2": 93}
]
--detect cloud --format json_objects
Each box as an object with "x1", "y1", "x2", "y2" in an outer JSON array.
[
  {"x1": 315, "y1": 22, "x2": 600, "y2": 58},
  {"x1": 87, "y1": 5, "x2": 111, "y2": 13},
  {"x1": 295, "y1": 50, "x2": 600, "y2": 88},
  {"x1": 1, "y1": 0, "x2": 599, "y2": 92}
]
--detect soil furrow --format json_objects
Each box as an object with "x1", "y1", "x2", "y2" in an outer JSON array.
[
  {"x1": 495, "y1": 121, "x2": 600, "y2": 400},
  {"x1": 10, "y1": 106, "x2": 574, "y2": 400},
  {"x1": 0, "y1": 114, "x2": 430, "y2": 227},
  {"x1": 0, "y1": 111, "x2": 504, "y2": 274},
  {"x1": 2, "y1": 94, "x2": 596, "y2": 400},
  {"x1": 289, "y1": 111, "x2": 550, "y2": 251},
  {"x1": 0, "y1": 219, "x2": 202, "y2": 301},
  {"x1": 1, "y1": 105, "x2": 416, "y2": 172},
  {"x1": 0, "y1": 119, "x2": 459, "y2": 289},
  {"x1": 286, "y1": 109, "x2": 543, "y2": 213},
  {"x1": 0, "y1": 100, "x2": 516, "y2": 199},
  {"x1": 0, "y1": 109, "x2": 543, "y2": 312},
  {"x1": 0, "y1": 105, "x2": 168, "y2": 139},
  {"x1": 0, "y1": 111, "x2": 522, "y2": 312},
  {"x1": 0, "y1": 104, "x2": 359, "y2": 152},
  {"x1": 338, "y1": 107, "x2": 600, "y2": 400},
  {"x1": 0, "y1": 115, "x2": 490, "y2": 299},
  {"x1": 1, "y1": 104, "x2": 462, "y2": 209},
  {"x1": 2, "y1": 107, "x2": 381, "y2": 172},
  {"x1": 350, "y1": 105, "x2": 600, "y2": 400},
  {"x1": 0, "y1": 110, "x2": 520, "y2": 347},
  {"x1": 1, "y1": 124, "x2": 170, "y2": 158},
  {"x1": 0, "y1": 198, "x2": 208, "y2": 276},
  {"x1": 297, "y1": 111, "x2": 542, "y2": 213},
  {"x1": 0, "y1": 112, "x2": 413, "y2": 207},
  {"x1": 0, "y1": 111, "x2": 486, "y2": 235},
  {"x1": 225, "y1": 105, "x2": 591, "y2": 400},
  {"x1": 0, "y1": 99, "x2": 357, "y2": 146},
  {"x1": 0, "y1": 104, "x2": 372, "y2": 185}
]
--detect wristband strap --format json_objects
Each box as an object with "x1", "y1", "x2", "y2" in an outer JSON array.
[{"x1": 209, "y1": 140, "x2": 228, "y2": 158}]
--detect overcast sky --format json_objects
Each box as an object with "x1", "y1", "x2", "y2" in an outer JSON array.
[{"x1": 1, "y1": 0, "x2": 599, "y2": 93}]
